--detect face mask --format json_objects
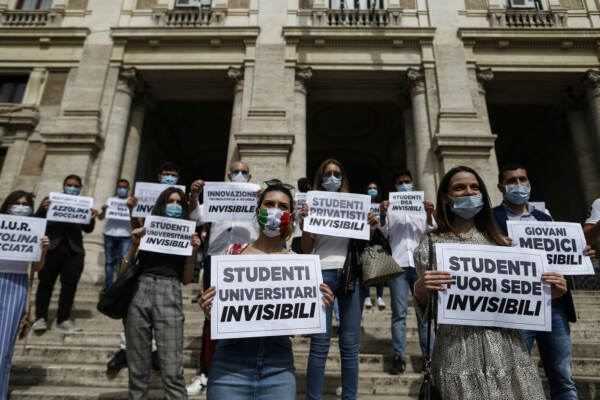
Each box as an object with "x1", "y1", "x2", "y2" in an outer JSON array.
[
  {"x1": 367, "y1": 188, "x2": 378, "y2": 198},
  {"x1": 165, "y1": 203, "x2": 183, "y2": 218},
  {"x1": 322, "y1": 176, "x2": 342, "y2": 192},
  {"x1": 504, "y1": 184, "x2": 530, "y2": 205},
  {"x1": 64, "y1": 186, "x2": 80, "y2": 196},
  {"x1": 397, "y1": 183, "x2": 413, "y2": 192},
  {"x1": 257, "y1": 208, "x2": 291, "y2": 238},
  {"x1": 161, "y1": 174, "x2": 178, "y2": 185},
  {"x1": 231, "y1": 171, "x2": 248, "y2": 183},
  {"x1": 449, "y1": 194, "x2": 484, "y2": 220},
  {"x1": 9, "y1": 204, "x2": 32, "y2": 216},
  {"x1": 117, "y1": 187, "x2": 128, "y2": 197}
]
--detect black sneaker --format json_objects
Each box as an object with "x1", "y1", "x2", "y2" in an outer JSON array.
[
  {"x1": 152, "y1": 350, "x2": 161, "y2": 371},
  {"x1": 389, "y1": 357, "x2": 406, "y2": 375},
  {"x1": 107, "y1": 349, "x2": 127, "y2": 371}
]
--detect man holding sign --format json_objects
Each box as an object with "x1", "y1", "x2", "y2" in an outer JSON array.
[
  {"x1": 493, "y1": 162, "x2": 584, "y2": 400},
  {"x1": 97, "y1": 179, "x2": 132, "y2": 290},
  {"x1": 33, "y1": 174, "x2": 97, "y2": 333},
  {"x1": 200, "y1": 183, "x2": 333, "y2": 399}
]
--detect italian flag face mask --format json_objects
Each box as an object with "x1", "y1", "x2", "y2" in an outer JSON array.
[{"x1": 257, "y1": 208, "x2": 291, "y2": 238}]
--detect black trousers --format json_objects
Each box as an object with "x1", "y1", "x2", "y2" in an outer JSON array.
[{"x1": 35, "y1": 241, "x2": 85, "y2": 323}]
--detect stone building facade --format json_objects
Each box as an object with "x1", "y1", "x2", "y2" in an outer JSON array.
[{"x1": 0, "y1": 0, "x2": 599, "y2": 282}]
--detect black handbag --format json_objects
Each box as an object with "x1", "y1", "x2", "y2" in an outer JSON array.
[
  {"x1": 418, "y1": 234, "x2": 442, "y2": 400},
  {"x1": 97, "y1": 259, "x2": 141, "y2": 319}
]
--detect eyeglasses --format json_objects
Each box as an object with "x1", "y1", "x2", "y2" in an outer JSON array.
[
  {"x1": 231, "y1": 169, "x2": 249, "y2": 176},
  {"x1": 323, "y1": 171, "x2": 342, "y2": 179},
  {"x1": 264, "y1": 179, "x2": 295, "y2": 190}
]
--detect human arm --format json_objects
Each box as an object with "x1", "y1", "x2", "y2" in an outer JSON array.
[
  {"x1": 584, "y1": 223, "x2": 600, "y2": 245},
  {"x1": 424, "y1": 201, "x2": 434, "y2": 227},
  {"x1": 182, "y1": 233, "x2": 201, "y2": 285},
  {"x1": 98, "y1": 204, "x2": 108, "y2": 221},
  {"x1": 299, "y1": 203, "x2": 314, "y2": 254},
  {"x1": 320, "y1": 283, "x2": 334, "y2": 308},
  {"x1": 31, "y1": 236, "x2": 50, "y2": 272},
  {"x1": 379, "y1": 201, "x2": 389, "y2": 227},
  {"x1": 188, "y1": 179, "x2": 205, "y2": 214},
  {"x1": 541, "y1": 272, "x2": 567, "y2": 299},
  {"x1": 119, "y1": 227, "x2": 145, "y2": 275}
]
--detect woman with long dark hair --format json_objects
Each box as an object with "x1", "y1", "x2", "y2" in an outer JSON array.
[
  {"x1": 413, "y1": 166, "x2": 565, "y2": 399},
  {"x1": 0, "y1": 191, "x2": 49, "y2": 398},
  {"x1": 200, "y1": 183, "x2": 334, "y2": 399},
  {"x1": 120, "y1": 187, "x2": 201, "y2": 399}
]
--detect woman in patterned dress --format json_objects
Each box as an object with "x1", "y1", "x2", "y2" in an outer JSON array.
[{"x1": 413, "y1": 166, "x2": 567, "y2": 400}]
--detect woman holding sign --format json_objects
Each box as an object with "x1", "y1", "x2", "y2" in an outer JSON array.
[
  {"x1": 0, "y1": 190, "x2": 50, "y2": 399},
  {"x1": 413, "y1": 166, "x2": 567, "y2": 400},
  {"x1": 119, "y1": 187, "x2": 201, "y2": 400},
  {"x1": 200, "y1": 183, "x2": 334, "y2": 400}
]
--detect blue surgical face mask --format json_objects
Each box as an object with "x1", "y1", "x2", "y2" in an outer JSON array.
[
  {"x1": 231, "y1": 171, "x2": 248, "y2": 183},
  {"x1": 64, "y1": 186, "x2": 80, "y2": 196},
  {"x1": 322, "y1": 176, "x2": 342, "y2": 192},
  {"x1": 397, "y1": 183, "x2": 413, "y2": 192},
  {"x1": 161, "y1": 174, "x2": 178, "y2": 185},
  {"x1": 504, "y1": 184, "x2": 530, "y2": 205},
  {"x1": 449, "y1": 194, "x2": 484, "y2": 220},
  {"x1": 117, "y1": 187, "x2": 128, "y2": 197},
  {"x1": 367, "y1": 188, "x2": 378, "y2": 198},
  {"x1": 165, "y1": 203, "x2": 183, "y2": 218}
]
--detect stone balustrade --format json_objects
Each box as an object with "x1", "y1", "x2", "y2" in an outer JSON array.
[
  {"x1": 0, "y1": 9, "x2": 63, "y2": 27},
  {"x1": 153, "y1": 7, "x2": 226, "y2": 26},
  {"x1": 490, "y1": 9, "x2": 567, "y2": 28},
  {"x1": 317, "y1": 8, "x2": 391, "y2": 27}
]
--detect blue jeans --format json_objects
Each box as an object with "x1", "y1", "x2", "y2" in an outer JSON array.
[
  {"x1": 360, "y1": 283, "x2": 384, "y2": 299},
  {"x1": 208, "y1": 336, "x2": 295, "y2": 400},
  {"x1": 307, "y1": 269, "x2": 361, "y2": 400},
  {"x1": 389, "y1": 267, "x2": 433, "y2": 358},
  {"x1": 103, "y1": 235, "x2": 131, "y2": 288},
  {"x1": 522, "y1": 300, "x2": 577, "y2": 400}
]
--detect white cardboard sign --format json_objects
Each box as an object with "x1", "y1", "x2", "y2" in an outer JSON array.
[
  {"x1": 132, "y1": 182, "x2": 186, "y2": 218},
  {"x1": 106, "y1": 197, "x2": 130, "y2": 221},
  {"x1": 0, "y1": 215, "x2": 47, "y2": 262},
  {"x1": 47, "y1": 192, "x2": 93, "y2": 225},
  {"x1": 211, "y1": 254, "x2": 327, "y2": 339},
  {"x1": 304, "y1": 191, "x2": 371, "y2": 240},
  {"x1": 139, "y1": 215, "x2": 195, "y2": 256},
  {"x1": 388, "y1": 191, "x2": 425, "y2": 216},
  {"x1": 202, "y1": 182, "x2": 261, "y2": 222}
]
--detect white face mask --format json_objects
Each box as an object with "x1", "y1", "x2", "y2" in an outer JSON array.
[
  {"x1": 9, "y1": 204, "x2": 32, "y2": 216},
  {"x1": 231, "y1": 171, "x2": 249, "y2": 183}
]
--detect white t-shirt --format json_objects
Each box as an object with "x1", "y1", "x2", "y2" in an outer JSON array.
[
  {"x1": 585, "y1": 198, "x2": 600, "y2": 225},
  {"x1": 312, "y1": 234, "x2": 349, "y2": 270},
  {"x1": 381, "y1": 213, "x2": 435, "y2": 268},
  {"x1": 0, "y1": 260, "x2": 29, "y2": 274}
]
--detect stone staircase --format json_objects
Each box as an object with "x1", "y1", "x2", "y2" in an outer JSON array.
[{"x1": 8, "y1": 283, "x2": 600, "y2": 399}]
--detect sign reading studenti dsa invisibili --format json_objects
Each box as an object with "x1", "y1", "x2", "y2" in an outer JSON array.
[
  {"x1": 304, "y1": 191, "x2": 371, "y2": 240},
  {"x1": 211, "y1": 254, "x2": 327, "y2": 339},
  {"x1": 435, "y1": 243, "x2": 552, "y2": 332}
]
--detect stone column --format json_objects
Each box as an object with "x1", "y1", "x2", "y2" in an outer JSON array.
[
  {"x1": 21, "y1": 68, "x2": 47, "y2": 105},
  {"x1": 0, "y1": 129, "x2": 28, "y2": 201},
  {"x1": 120, "y1": 99, "x2": 146, "y2": 186},
  {"x1": 585, "y1": 70, "x2": 600, "y2": 153},
  {"x1": 288, "y1": 67, "x2": 311, "y2": 186},
  {"x1": 93, "y1": 68, "x2": 138, "y2": 205},
  {"x1": 224, "y1": 66, "x2": 244, "y2": 177},
  {"x1": 406, "y1": 68, "x2": 436, "y2": 200}
]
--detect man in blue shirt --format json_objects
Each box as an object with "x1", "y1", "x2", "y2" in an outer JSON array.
[{"x1": 492, "y1": 162, "x2": 577, "y2": 400}]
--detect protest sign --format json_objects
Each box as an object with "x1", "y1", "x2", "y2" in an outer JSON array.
[
  {"x1": 507, "y1": 221, "x2": 594, "y2": 275},
  {"x1": 295, "y1": 192, "x2": 307, "y2": 226},
  {"x1": 202, "y1": 182, "x2": 261, "y2": 222},
  {"x1": 47, "y1": 192, "x2": 93, "y2": 225},
  {"x1": 0, "y1": 214, "x2": 47, "y2": 262},
  {"x1": 388, "y1": 191, "x2": 425, "y2": 216},
  {"x1": 304, "y1": 191, "x2": 370, "y2": 240},
  {"x1": 435, "y1": 243, "x2": 551, "y2": 332},
  {"x1": 106, "y1": 197, "x2": 130, "y2": 221},
  {"x1": 211, "y1": 254, "x2": 326, "y2": 339},
  {"x1": 370, "y1": 203, "x2": 381, "y2": 221},
  {"x1": 132, "y1": 182, "x2": 186, "y2": 218},
  {"x1": 139, "y1": 215, "x2": 196, "y2": 256}
]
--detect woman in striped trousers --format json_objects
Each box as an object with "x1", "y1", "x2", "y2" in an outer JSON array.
[{"x1": 0, "y1": 190, "x2": 50, "y2": 398}]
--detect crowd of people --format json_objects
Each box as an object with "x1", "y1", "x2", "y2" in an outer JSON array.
[{"x1": 0, "y1": 157, "x2": 598, "y2": 400}]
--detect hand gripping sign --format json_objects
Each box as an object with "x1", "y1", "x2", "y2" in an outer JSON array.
[
  {"x1": 202, "y1": 182, "x2": 261, "y2": 222},
  {"x1": 132, "y1": 182, "x2": 187, "y2": 218},
  {"x1": 211, "y1": 254, "x2": 327, "y2": 339},
  {"x1": 47, "y1": 192, "x2": 94, "y2": 225},
  {"x1": 304, "y1": 191, "x2": 371, "y2": 240},
  {"x1": 139, "y1": 216, "x2": 196, "y2": 256},
  {"x1": 0, "y1": 214, "x2": 47, "y2": 262},
  {"x1": 508, "y1": 220, "x2": 595, "y2": 276},
  {"x1": 435, "y1": 243, "x2": 552, "y2": 332}
]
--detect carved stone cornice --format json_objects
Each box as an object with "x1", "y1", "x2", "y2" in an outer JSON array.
[
  {"x1": 585, "y1": 69, "x2": 600, "y2": 97},
  {"x1": 117, "y1": 67, "x2": 141, "y2": 97},
  {"x1": 234, "y1": 133, "x2": 294, "y2": 157},
  {"x1": 0, "y1": 104, "x2": 39, "y2": 130},
  {"x1": 405, "y1": 67, "x2": 425, "y2": 96},
  {"x1": 476, "y1": 67, "x2": 494, "y2": 93},
  {"x1": 295, "y1": 67, "x2": 313, "y2": 93},
  {"x1": 227, "y1": 66, "x2": 244, "y2": 92}
]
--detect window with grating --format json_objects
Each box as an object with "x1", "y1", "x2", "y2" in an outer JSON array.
[
  {"x1": 0, "y1": 76, "x2": 28, "y2": 104},
  {"x1": 16, "y1": 0, "x2": 52, "y2": 9}
]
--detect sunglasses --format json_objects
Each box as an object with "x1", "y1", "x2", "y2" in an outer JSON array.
[
  {"x1": 323, "y1": 171, "x2": 342, "y2": 179},
  {"x1": 231, "y1": 170, "x2": 249, "y2": 176},
  {"x1": 264, "y1": 179, "x2": 295, "y2": 190}
]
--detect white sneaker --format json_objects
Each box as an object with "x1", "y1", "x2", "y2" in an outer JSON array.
[
  {"x1": 364, "y1": 297, "x2": 373, "y2": 308},
  {"x1": 377, "y1": 297, "x2": 386, "y2": 309},
  {"x1": 336, "y1": 386, "x2": 342, "y2": 397},
  {"x1": 187, "y1": 374, "x2": 208, "y2": 395},
  {"x1": 32, "y1": 318, "x2": 47, "y2": 332},
  {"x1": 56, "y1": 319, "x2": 82, "y2": 332}
]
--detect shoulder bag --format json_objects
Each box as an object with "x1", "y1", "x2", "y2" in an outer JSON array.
[{"x1": 97, "y1": 258, "x2": 141, "y2": 319}]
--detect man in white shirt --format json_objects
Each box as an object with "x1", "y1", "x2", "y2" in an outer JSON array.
[
  {"x1": 379, "y1": 170, "x2": 435, "y2": 375},
  {"x1": 584, "y1": 198, "x2": 600, "y2": 245},
  {"x1": 185, "y1": 160, "x2": 259, "y2": 395}
]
